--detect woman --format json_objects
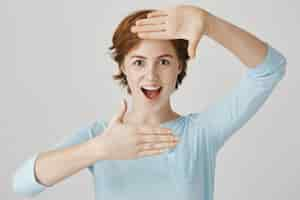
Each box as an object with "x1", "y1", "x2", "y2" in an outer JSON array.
[{"x1": 12, "y1": 4, "x2": 287, "y2": 200}]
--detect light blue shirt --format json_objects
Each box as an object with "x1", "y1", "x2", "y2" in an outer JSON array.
[{"x1": 12, "y1": 43, "x2": 287, "y2": 200}]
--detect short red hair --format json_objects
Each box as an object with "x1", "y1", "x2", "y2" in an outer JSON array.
[{"x1": 109, "y1": 9, "x2": 190, "y2": 94}]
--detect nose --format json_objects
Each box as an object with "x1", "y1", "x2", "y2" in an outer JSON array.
[{"x1": 145, "y1": 63, "x2": 159, "y2": 81}]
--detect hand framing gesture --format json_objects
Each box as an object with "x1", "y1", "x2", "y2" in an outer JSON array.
[{"x1": 131, "y1": 5, "x2": 211, "y2": 59}]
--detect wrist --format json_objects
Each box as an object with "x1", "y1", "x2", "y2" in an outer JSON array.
[
  {"x1": 87, "y1": 134, "x2": 110, "y2": 161},
  {"x1": 204, "y1": 11, "x2": 216, "y2": 36}
]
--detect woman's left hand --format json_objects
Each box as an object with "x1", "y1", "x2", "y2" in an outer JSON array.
[{"x1": 131, "y1": 5, "x2": 211, "y2": 59}]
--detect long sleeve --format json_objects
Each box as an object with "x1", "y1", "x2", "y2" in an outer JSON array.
[
  {"x1": 12, "y1": 119, "x2": 106, "y2": 198},
  {"x1": 191, "y1": 43, "x2": 287, "y2": 154}
]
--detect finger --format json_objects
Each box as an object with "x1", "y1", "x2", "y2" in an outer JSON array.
[
  {"x1": 188, "y1": 41, "x2": 196, "y2": 59},
  {"x1": 131, "y1": 24, "x2": 166, "y2": 33},
  {"x1": 140, "y1": 141, "x2": 177, "y2": 151},
  {"x1": 139, "y1": 135, "x2": 177, "y2": 144},
  {"x1": 147, "y1": 10, "x2": 168, "y2": 18},
  {"x1": 107, "y1": 99, "x2": 127, "y2": 128},
  {"x1": 138, "y1": 148, "x2": 167, "y2": 157},
  {"x1": 137, "y1": 31, "x2": 172, "y2": 40},
  {"x1": 138, "y1": 126, "x2": 172, "y2": 134},
  {"x1": 140, "y1": 128, "x2": 173, "y2": 135},
  {"x1": 135, "y1": 16, "x2": 167, "y2": 26},
  {"x1": 188, "y1": 37, "x2": 202, "y2": 59}
]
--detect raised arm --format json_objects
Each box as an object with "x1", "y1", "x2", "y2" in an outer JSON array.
[
  {"x1": 205, "y1": 12, "x2": 270, "y2": 68},
  {"x1": 191, "y1": 11, "x2": 287, "y2": 153},
  {"x1": 130, "y1": 5, "x2": 287, "y2": 154},
  {"x1": 12, "y1": 120, "x2": 106, "y2": 197},
  {"x1": 192, "y1": 43, "x2": 286, "y2": 154}
]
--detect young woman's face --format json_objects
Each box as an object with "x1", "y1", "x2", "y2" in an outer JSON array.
[{"x1": 122, "y1": 39, "x2": 182, "y2": 105}]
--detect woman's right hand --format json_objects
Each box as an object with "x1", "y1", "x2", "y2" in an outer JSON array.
[{"x1": 93, "y1": 99, "x2": 180, "y2": 160}]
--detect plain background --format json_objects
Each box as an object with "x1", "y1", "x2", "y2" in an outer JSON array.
[{"x1": 1, "y1": 0, "x2": 299, "y2": 199}]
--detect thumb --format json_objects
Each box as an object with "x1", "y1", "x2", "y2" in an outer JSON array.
[
  {"x1": 108, "y1": 99, "x2": 128, "y2": 127},
  {"x1": 188, "y1": 40, "x2": 198, "y2": 59},
  {"x1": 188, "y1": 32, "x2": 204, "y2": 59}
]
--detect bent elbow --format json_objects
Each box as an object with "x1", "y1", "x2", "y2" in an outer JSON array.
[
  {"x1": 276, "y1": 54, "x2": 287, "y2": 82},
  {"x1": 12, "y1": 170, "x2": 38, "y2": 198},
  {"x1": 11, "y1": 154, "x2": 47, "y2": 198}
]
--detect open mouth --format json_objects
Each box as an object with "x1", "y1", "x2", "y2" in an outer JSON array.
[{"x1": 140, "y1": 86, "x2": 162, "y2": 100}]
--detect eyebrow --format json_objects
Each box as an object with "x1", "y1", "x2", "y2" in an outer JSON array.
[{"x1": 130, "y1": 54, "x2": 174, "y2": 59}]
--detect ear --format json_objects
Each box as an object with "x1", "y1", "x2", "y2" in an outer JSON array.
[{"x1": 121, "y1": 63, "x2": 127, "y2": 75}]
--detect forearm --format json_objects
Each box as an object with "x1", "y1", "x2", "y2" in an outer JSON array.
[
  {"x1": 205, "y1": 12, "x2": 268, "y2": 68},
  {"x1": 35, "y1": 137, "x2": 107, "y2": 186}
]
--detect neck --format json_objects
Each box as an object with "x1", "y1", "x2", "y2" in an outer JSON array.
[{"x1": 123, "y1": 97, "x2": 180, "y2": 126}]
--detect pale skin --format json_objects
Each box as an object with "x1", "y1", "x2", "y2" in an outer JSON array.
[
  {"x1": 131, "y1": 4, "x2": 268, "y2": 66},
  {"x1": 34, "y1": 4, "x2": 270, "y2": 187},
  {"x1": 119, "y1": 39, "x2": 184, "y2": 126}
]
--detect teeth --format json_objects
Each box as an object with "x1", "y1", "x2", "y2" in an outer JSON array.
[{"x1": 142, "y1": 86, "x2": 161, "y2": 90}]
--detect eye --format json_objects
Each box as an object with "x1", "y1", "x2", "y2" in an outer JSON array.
[
  {"x1": 133, "y1": 59, "x2": 144, "y2": 67},
  {"x1": 160, "y1": 59, "x2": 170, "y2": 65}
]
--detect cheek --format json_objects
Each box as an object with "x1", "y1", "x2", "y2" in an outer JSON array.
[
  {"x1": 161, "y1": 70, "x2": 178, "y2": 88},
  {"x1": 163, "y1": 68, "x2": 178, "y2": 81},
  {"x1": 126, "y1": 72, "x2": 142, "y2": 90}
]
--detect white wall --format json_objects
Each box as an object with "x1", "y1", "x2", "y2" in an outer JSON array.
[{"x1": 1, "y1": 0, "x2": 299, "y2": 199}]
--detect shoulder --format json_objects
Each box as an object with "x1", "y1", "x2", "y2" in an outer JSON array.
[
  {"x1": 172, "y1": 112, "x2": 208, "y2": 133},
  {"x1": 186, "y1": 112, "x2": 208, "y2": 126},
  {"x1": 182, "y1": 112, "x2": 213, "y2": 136}
]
